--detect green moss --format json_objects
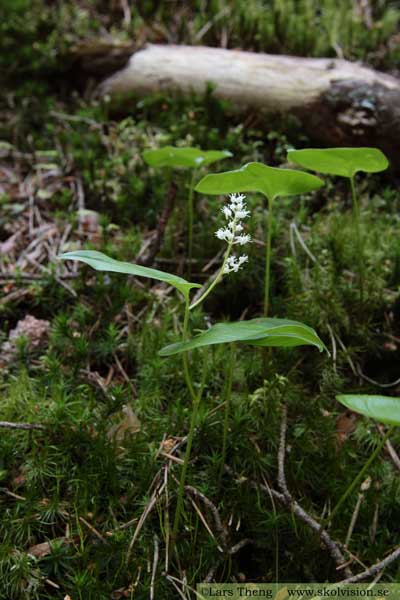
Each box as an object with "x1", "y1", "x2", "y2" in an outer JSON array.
[{"x1": 1, "y1": 1, "x2": 400, "y2": 594}]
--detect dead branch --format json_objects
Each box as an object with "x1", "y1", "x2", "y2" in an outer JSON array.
[
  {"x1": 378, "y1": 423, "x2": 400, "y2": 472},
  {"x1": 340, "y1": 546, "x2": 400, "y2": 583},
  {"x1": 183, "y1": 483, "x2": 256, "y2": 582},
  {"x1": 277, "y1": 404, "x2": 290, "y2": 498},
  {"x1": 150, "y1": 534, "x2": 160, "y2": 600},
  {"x1": 0, "y1": 272, "x2": 78, "y2": 281},
  {"x1": 0, "y1": 421, "x2": 45, "y2": 430},
  {"x1": 185, "y1": 485, "x2": 228, "y2": 549},
  {"x1": 126, "y1": 470, "x2": 167, "y2": 563}
]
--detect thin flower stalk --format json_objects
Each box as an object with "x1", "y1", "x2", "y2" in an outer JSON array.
[
  {"x1": 187, "y1": 170, "x2": 196, "y2": 277},
  {"x1": 264, "y1": 202, "x2": 273, "y2": 317},
  {"x1": 350, "y1": 176, "x2": 364, "y2": 301},
  {"x1": 219, "y1": 343, "x2": 234, "y2": 487}
]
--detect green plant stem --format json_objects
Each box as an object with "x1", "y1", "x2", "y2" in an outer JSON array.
[
  {"x1": 262, "y1": 200, "x2": 273, "y2": 377},
  {"x1": 172, "y1": 298, "x2": 201, "y2": 546},
  {"x1": 187, "y1": 170, "x2": 196, "y2": 277},
  {"x1": 172, "y1": 386, "x2": 201, "y2": 543},
  {"x1": 264, "y1": 200, "x2": 273, "y2": 317},
  {"x1": 324, "y1": 426, "x2": 393, "y2": 529},
  {"x1": 219, "y1": 344, "x2": 234, "y2": 486},
  {"x1": 350, "y1": 177, "x2": 359, "y2": 221},
  {"x1": 181, "y1": 298, "x2": 197, "y2": 402},
  {"x1": 350, "y1": 176, "x2": 364, "y2": 301},
  {"x1": 189, "y1": 238, "x2": 234, "y2": 311}
]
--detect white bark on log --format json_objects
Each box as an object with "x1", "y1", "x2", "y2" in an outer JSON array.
[
  {"x1": 101, "y1": 44, "x2": 397, "y2": 109},
  {"x1": 101, "y1": 44, "x2": 400, "y2": 170}
]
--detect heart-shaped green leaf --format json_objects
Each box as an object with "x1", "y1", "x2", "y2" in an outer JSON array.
[
  {"x1": 336, "y1": 394, "x2": 400, "y2": 426},
  {"x1": 142, "y1": 146, "x2": 232, "y2": 169},
  {"x1": 159, "y1": 317, "x2": 326, "y2": 356},
  {"x1": 288, "y1": 148, "x2": 389, "y2": 179},
  {"x1": 195, "y1": 162, "x2": 324, "y2": 201},
  {"x1": 59, "y1": 250, "x2": 201, "y2": 298}
]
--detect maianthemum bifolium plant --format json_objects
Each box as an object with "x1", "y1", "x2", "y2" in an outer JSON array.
[
  {"x1": 58, "y1": 146, "x2": 392, "y2": 569},
  {"x1": 288, "y1": 147, "x2": 389, "y2": 299},
  {"x1": 59, "y1": 191, "x2": 326, "y2": 550}
]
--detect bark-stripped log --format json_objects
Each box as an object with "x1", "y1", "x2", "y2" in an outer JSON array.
[{"x1": 101, "y1": 44, "x2": 400, "y2": 171}]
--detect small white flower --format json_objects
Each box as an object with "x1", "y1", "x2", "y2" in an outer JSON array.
[
  {"x1": 234, "y1": 209, "x2": 250, "y2": 219},
  {"x1": 234, "y1": 234, "x2": 251, "y2": 246},
  {"x1": 223, "y1": 254, "x2": 249, "y2": 274},
  {"x1": 223, "y1": 262, "x2": 233, "y2": 274},
  {"x1": 215, "y1": 228, "x2": 234, "y2": 242},
  {"x1": 221, "y1": 206, "x2": 232, "y2": 219},
  {"x1": 229, "y1": 193, "x2": 246, "y2": 204}
]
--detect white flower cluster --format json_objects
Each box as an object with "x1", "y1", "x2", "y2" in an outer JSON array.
[
  {"x1": 215, "y1": 193, "x2": 251, "y2": 274},
  {"x1": 224, "y1": 254, "x2": 248, "y2": 273}
]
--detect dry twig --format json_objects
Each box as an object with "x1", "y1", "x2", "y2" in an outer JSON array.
[
  {"x1": 150, "y1": 534, "x2": 159, "y2": 600},
  {"x1": 126, "y1": 471, "x2": 167, "y2": 563},
  {"x1": 339, "y1": 546, "x2": 400, "y2": 583},
  {"x1": 183, "y1": 483, "x2": 255, "y2": 583},
  {"x1": 185, "y1": 485, "x2": 228, "y2": 549},
  {"x1": 0, "y1": 421, "x2": 45, "y2": 430},
  {"x1": 378, "y1": 423, "x2": 400, "y2": 472}
]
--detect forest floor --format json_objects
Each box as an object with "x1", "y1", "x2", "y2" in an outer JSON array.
[{"x1": 1, "y1": 1, "x2": 400, "y2": 598}]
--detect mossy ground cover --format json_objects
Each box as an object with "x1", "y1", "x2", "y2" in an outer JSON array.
[{"x1": 1, "y1": 1, "x2": 400, "y2": 598}]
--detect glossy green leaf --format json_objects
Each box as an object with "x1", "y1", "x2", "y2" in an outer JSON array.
[
  {"x1": 159, "y1": 317, "x2": 326, "y2": 356},
  {"x1": 288, "y1": 147, "x2": 389, "y2": 179},
  {"x1": 336, "y1": 394, "x2": 400, "y2": 426},
  {"x1": 142, "y1": 146, "x2": 232, "y2": 169},
  {"x1": 195, "y1": 162, "x2": 323, "y2": 201},
  {"x1": 58, "y1": 250, "x2": 201, "y2": 297}
]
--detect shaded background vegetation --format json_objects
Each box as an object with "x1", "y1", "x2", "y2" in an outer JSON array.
[{"x1": 1, "y1": 1, "x2": 400, "y2": 598}]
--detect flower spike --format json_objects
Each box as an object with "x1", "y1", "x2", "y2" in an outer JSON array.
[{"x1": 215, "y1": 193, "x2": 251, "y2": 274}]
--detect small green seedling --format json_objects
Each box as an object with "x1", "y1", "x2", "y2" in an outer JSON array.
[
  {"x1": 328, "y1": 393, "x2": 400, "y2": 527},
  {"x1": 143, "y1": 146, "x2": 232, "y2": 271},
  {"x1": 288, "y1": 147, "x2": 389, "y2": 299},
  {"x1": 195, "y1": 162, "x2": 324, "y2": 316},
  {"x1": 59, "y1": 193, "x2": 325, "y2": 551}
]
